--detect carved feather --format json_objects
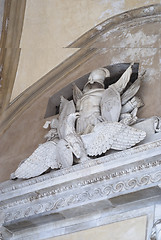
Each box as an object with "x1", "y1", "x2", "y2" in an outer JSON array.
[
  {"x1": 112, "y1": 64, "x2": 133, "y2": 94},
  {"x1": 81, "y1": 122, "x2": 146, "y2": 156},
  {"x1": 56, "y1": 139, "x2": 73, "y2": 168},
  {"x1": 11, "y1": 141, "x2": 59, "y2": 179},
  {"x1": 101, "y1": 85, "x2": 121, "y2": 122}
]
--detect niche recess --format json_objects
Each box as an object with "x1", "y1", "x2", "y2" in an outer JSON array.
[{"x1": 45, "y1": 63, "x2": 139, "y2": 118}]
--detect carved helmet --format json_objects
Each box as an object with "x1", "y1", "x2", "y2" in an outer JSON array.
[{"x1": 83, "y1": 68, "x2": 110, "y2": 92}]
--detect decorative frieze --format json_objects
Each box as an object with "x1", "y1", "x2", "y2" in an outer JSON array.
[
  {"x1": 3, "y1": 170, "x2": 161, "y2": 224},
  {"x1": 1, "y1": 158, "x2": 161, "y2": 225},
  {"x1": 1, "y1": 156, "x2": 161, "y2": 213}
]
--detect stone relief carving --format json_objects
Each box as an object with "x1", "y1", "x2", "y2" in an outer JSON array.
[
  {"x1": 10, "y1": 63, "x2": 161, "y2": 179},
  {"x1": 150, "y1": 219, "x2": 161, "y2": 240},
  {"x1": 4, "y1": 170, "x2": 161, "y2": 223},
  {"x1": 1, "y1": 157, "x2": 161, "y2": 214},
  {"x1": 0, "y1": 226, "x2": 13, "y2": 240}
]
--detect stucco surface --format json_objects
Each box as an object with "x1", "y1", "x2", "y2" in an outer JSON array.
[{"x1": 11, "y1": 0, "x2": 161, "y2": 100}]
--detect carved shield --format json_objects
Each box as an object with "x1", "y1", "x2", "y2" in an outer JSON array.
[{"x1": 101, "y1": 86, "x2": 121, "y2": 122}]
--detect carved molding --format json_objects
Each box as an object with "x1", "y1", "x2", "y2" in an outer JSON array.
[
  {"x1": 151, "y1": 219, "x2": 161, "y2": 240},
  {"x1": 68, "y1": 4, "x2": 161, "y2": 48},
  {"x1": 0, "y1": 137, "x2": 161, "y2": 239},
  {"x1": 1, "y1": 138, "x2": 161, "y2": 196},
  {"x1": 0, "y1": 0, "x2": 26, "y2": 114},
  {"x1": 0, "y1": 136, "x2": 161, "y2": 225},
  {"x1": 1, "y1": 158, "x2": 161, "y2": 212},
  {"x1": 3, "y1": 170, "x2": 161, "y2": 224}
]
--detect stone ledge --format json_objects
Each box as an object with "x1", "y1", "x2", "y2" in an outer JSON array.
[
  {"x1": 1, "y1": 133, "x2": 161, "y2": 198},
  {"x1": 0, "y1": 134, "x2": 161, "y2": 239}
]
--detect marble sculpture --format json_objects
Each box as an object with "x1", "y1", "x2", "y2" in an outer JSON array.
[{"x1": 11, "y1": 63, "x2": 159, "y2": 179}]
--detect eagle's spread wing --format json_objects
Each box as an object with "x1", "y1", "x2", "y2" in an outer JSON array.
[
  {"x1": 11, "y1": 141, "x2": 58, "y2": 179},
  {"x1": 101, "y1": 86, "x2": 121, "y2": 122},
  {"x1": 81, "y1": 122, "x2": 146, "y2": 156}
]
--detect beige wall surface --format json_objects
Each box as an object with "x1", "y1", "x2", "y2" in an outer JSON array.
[
  {"x1": 47, "y1": 216, "x2": 147, "y2": 240},
  {"x1": 11, "y1": 0, "x2": 161, "y2": 100},
  {"x1": 0, "y1": 0, "x2": 5, "y2": 40}
]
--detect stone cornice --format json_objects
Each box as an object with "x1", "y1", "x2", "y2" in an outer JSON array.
[
  {"x1": 0, "y1": 135, "x2": 161, "y2": 227},
  {"x1": 1, "y1": 136, "x2": 161, "y2": 190}
]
